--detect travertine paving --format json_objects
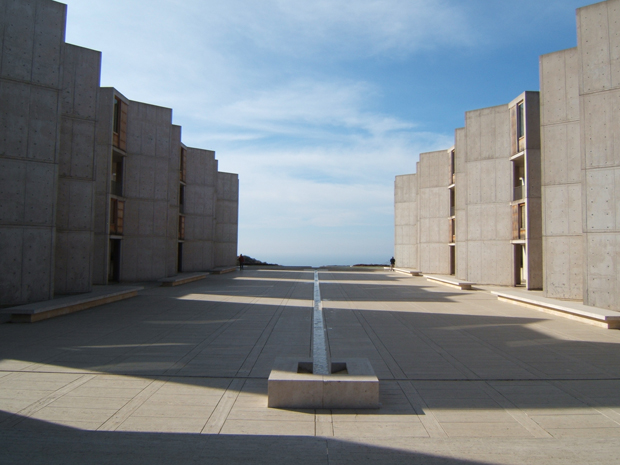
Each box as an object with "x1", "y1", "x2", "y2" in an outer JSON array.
[{"x1": 2, "y1": 268, "x2": 620, "y2": 464}]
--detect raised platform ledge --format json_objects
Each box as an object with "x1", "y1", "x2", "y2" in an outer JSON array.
[
  {"x1": 3, "y1": 286, "x2": 143, "y2": 323},
  {"x1": 209, "y1": 266, "x2": 237, "y2": 275},
  {"x1": 492, "y1": 290, "x2": 620, "y2": 330},
  {"x1": 393, "y1": 268, "x2": 422, "y2": 277},
  {"x1": 159, "y1": 272, "x2": 208, "y2": 287},
  {"x1": 425, "y1": 275, "x2": 474, "y2": 290}
]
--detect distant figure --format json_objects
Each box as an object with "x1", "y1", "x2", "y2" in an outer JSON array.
[
  {"x1": 390, "y1": 256, "x2": 395, "y2": 271},
  {"x1": 239, "y1": 254, "x2": 245, "y2": 270}
]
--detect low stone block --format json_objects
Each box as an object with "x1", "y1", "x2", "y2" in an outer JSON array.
[{"x1": 268, "y1": 357, "x2": 379, "y2": 409}]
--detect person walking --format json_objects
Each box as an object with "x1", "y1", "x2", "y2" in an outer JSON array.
[
  {"x1": 390, "y1": 256, "x2": 395, "y2": 271},
  {"x1": 239, "y1": 254, "x2": 245, "y2": 270}
]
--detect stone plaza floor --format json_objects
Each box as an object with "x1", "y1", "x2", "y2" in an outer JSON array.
[{"x1": 2, "y1": 268, "x2": 620, "y2": 464}]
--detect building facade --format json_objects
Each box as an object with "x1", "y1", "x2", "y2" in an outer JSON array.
[
  {"x1": 395, "y1": 0, "x2": 620, "y2": 312},
  {"x1": 0, "y1": 0, "x2": 239, "y2": 307}
]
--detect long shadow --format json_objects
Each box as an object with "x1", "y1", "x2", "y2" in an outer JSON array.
[
  {"x1": 2, "y1": 268, "x2": 620, "y2": 438},
  {"x1": 0, "y1": 416, "x2": 496, "y2": 465}
]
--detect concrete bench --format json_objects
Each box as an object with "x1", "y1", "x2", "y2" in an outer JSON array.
[
  {"x1": 210, "y1": 266, "x2": 237, "y2": 275},
  {"x1": 492, "y1": 291, "x2": 620, "y2": 330},
  {"x1": 159, "y1": 272, "x2": 208, "y2": 287},
  {"x1": 393, "y1": 268, "x2": 422, "y2": 277},
  {"x1": 3, "y1": 286, "x2": 142, "y2": 323},
  {"x1": 425, "y1": 275, "x2": 474, "y2": 290}
]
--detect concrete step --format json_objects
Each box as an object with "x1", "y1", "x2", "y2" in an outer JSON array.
[
  {"x1": 491, "y1": 289, "x2": 620, "y2": 329},
  {"x1": 210, "y1": 266, "x2": 237, "y2": 275},
  {"x1": 2, "y1": 286, "x2": 142, "y2": 323},
  {"x1": 425, "y1": 275, "x2": 474, "y2": 290},
  {"x1": 393, "y1": 268, "x2": 423, "y2": 276},
  {"x1": 159, "y1": 272, "x2": 208, "y2": 287}
]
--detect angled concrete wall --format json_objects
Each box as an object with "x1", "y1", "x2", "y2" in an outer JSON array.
[
  {"x1": 215, "y1": 171, "x2": 239, "y2": 268},
  {"x1": 577, "y1": 0, "x2": 620, "y2": 310},
  {"x1": 463, "y1": 104, "x2": 513, "y2": 286},
  {"x1": 540, "y1": 48, "x2": 583, "y2": 300},
  {"x1": 183, "y1": 148, "x2": 217, "y2": 271},
  {"x1": 121, "y1": 101, "x2": 174, "y2": 281},
  {"x1": 394, "y1": 173, "x2": 418, "y2": 269},
  {"x1": 54, "y1": 43, "x2": 100, "y2": 295},
  {"x1": 167, "y1": 127, "x2": 182, "y2": 277},
  {"x1": 418, "y1": 151, "x2": 451, "y2": 275},
  {"x1": 92, "y1": 87, "x2": 128, "y2": 284},
  {"x1": 0, "y1": 0, "x2": 66, "y2": 305},
  {"x1": 454, "y1": 128, "x2": 468, "y2": 280}
]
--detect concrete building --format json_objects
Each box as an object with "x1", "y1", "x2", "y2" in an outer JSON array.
[
  {"x1": 540, "y1": 0, "x2": 620, "y2": 311},
  {"x1": 0, "y1": 0, "x2": 238, "y2": 307},
  {"x1": 395, "y1": 0, "x2": 620, "y2": 312},
  {"x1": 395, "y1": 93, "x2": 543, "y2": 289}
]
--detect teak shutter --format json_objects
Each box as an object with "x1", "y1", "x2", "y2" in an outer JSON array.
[
  {"x1": 512, "y1": 204, "x2": 519, "y2": 240},
  {"x1": 119, "y1": 101, "x2": 128, "y2": 151}
]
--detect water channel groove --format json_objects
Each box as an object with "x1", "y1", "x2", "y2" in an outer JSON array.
[{"x1": 312, "y1": 270, "x2": 330, "y2": 375}]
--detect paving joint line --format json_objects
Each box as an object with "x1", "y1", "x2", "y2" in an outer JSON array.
[
  {"x1": 235, "y1": 275, "x2": 308, "y2": 377},
  {"x1": 0, "y1": 374, "x2": 97, "y2": 429},
  {"x1": 97, "y1": 377, "x2": 169, "y2": 431}
]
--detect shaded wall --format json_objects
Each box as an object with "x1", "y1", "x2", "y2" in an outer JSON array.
[
  {"x1": 454, "y1": 128, "x2": 468, "y2": 280},
  {"x1": 394, "y1": 173, "x2": 418, "y2": 269},
  {"x1": 121, "y1": 101, "x2": 174, "y2": 281},
  {"x1": 183, "y1": 148, "x2": 217, "y2": 271},
  {"x1": 0, "y1": 0, "x2": 66, "y2": 305},
  {"x1": 54, "y1": 44, "x2": 100, "y2": 295},
  {"x1": 214, "y1": 172, "x2": 239, "y2": 268}
]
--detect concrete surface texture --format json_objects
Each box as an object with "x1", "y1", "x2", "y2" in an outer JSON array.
[
  {"x1": 540, "y1": 48, "x2": 583, "y2": 301},
  {"x1": 120, "y1": 100, "x2": 175, "y2": 282},
  {"x1": 0, "y1": 0, "x2": 66, "y2": 306},
  {"x1": 459, "y1": 103, "x2": 514, "y2": 286},
  {"x1": 577, "y1": 0, "x2": 620, "y2": 311},
  {"x1": 2, "y1": 268, "x2": 620, "y2": 464},
  {"x1": 183, "y1": 147, "x2": 217, "y2": 272},
  {"x1": 394, "y1": 174, "x2": 418, "y2": 269},
  {"x1": 396, "y1": 0, "x2": 620, "y2": 312},
  {"x1": 418, "y1": 151, "x2": 451, "y2": 275},
  {"x1": 55, "y1": 44, "x2": 101, "y2": 296},
  {"x1": 0, "y1": 0, "x2": 240, "y2": 306},
  {"x1": 215, "y1": 171, "x2": 240, "y2": 269}
]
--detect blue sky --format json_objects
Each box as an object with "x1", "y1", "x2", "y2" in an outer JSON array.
[{"x1": 64, "y1": 0, "x2": 587, "y2": 266}]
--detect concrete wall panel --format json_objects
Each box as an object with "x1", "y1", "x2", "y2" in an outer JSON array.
[
  {"x1": 584, "y1": 233, "x2": 619, "y2": 309},
  {"x1": 54, "y1": 231, "x2": 92, "y2": 294},
  {"x1": 0, "y1": 158, "x2": 26, "y2": 223},
  {"x1": 578, "y1": 1, "x2": 612, "y2": 93},
  {"x1": 21, "y1": 227, "x2": 54, "y2": 303},
  {"x1": 0, "y1": 80, "x2": 30, "y2": 157},
  {"x1": 585, "y1": 169, "x2": 615, "y2": 230},
  {"x1": 25, "y1": 162, "x2": 56, "y2": 225},
  {"x1": 28, "y1": 86, "x2": 59, "y2": 162},
  {"x1": 582, "y1": 92, "x2": 617, "y2": 168},
  {"x1": 0, "y1": 227, "x2": 23, "y2": 304}
]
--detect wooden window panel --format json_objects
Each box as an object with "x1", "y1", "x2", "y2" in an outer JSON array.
[
  {"x1": 179, "y1": 215, "x2": 185, "y2": 240},
  {"x1": 512, "y1": 204, "x2": 519, "y2": 240},
  {"x1": 110, "y1": 198, "x2": 117, "y2": 234},
  {"x1": 180, "y1": 149, "x2": 187, "y2": 183},
  {"x1": 510, "y1": 105, "x2": 518, "y2": 155},
  {"x1": 116, "y1": 200, "x2": 124, "y2": 235},
  {"x1": 119, "y1": 101, "x2": 128, "y2": 151}
]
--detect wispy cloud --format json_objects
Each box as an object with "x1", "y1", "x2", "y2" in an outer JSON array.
[{"x1": 67, "y1": 0, "x2": 572, "y2": 265}]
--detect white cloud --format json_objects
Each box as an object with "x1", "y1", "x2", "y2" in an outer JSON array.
[{"x1": 62, "y1": 0, "x2": 460, "y2": 265}]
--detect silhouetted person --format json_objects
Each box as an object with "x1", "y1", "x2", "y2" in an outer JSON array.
[
  {"x1": 390, "y1": 256, "x2": 395, "y2": 271},
  {"x1": 239, "y1": 254, "x2": 245, "y2": 270}
]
